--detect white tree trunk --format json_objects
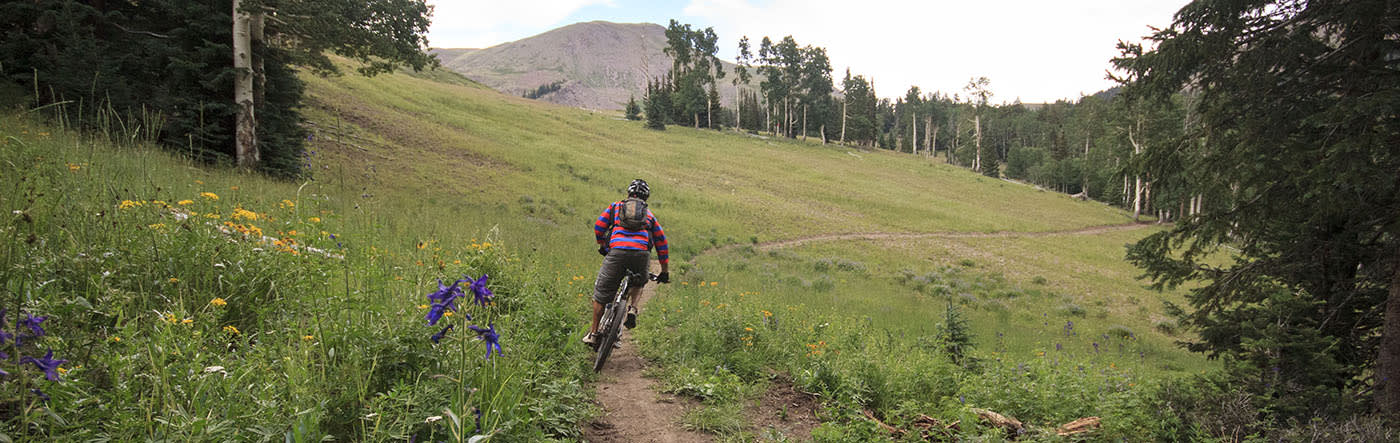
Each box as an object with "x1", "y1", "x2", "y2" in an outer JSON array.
[
  {"x1": 840, "y1": 100, "x2": 847, "y2": 144},
  {"x1": 911, "y1": 111, "x2": 918, "y2": 154},
  {"x1": 802, "y1": 104, "x2": 808, "y2": 141},
  {"x1": 930, "y1": 123, "x2": 939, "y2": 158},
  {"x1": 925, "y1": 115, "x2": 934, "y2": 157},
  {"x1": 973, "y1": 114, "x2": 982, "y2": 172},
  {"x1": 233, "y1": 0, "x2": 258, "y2": 167}
]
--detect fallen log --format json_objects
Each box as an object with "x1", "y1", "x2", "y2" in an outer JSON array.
[
  {"x1": 971, "y1": 408, "x2": 1024, "y2": 435},
  {"x1": 1056, "y1": 416, "x2": 1101, "y2": 436}
]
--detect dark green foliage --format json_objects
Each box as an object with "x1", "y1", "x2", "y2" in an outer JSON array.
[
  {"x1": 643, "y1": 79, "x2": 667, "y2": 130},
  {"x1": 1115, "y1": 0, "x2": 1400, "y2": 418},
  {"x1": 523, "y1": 81, "x2": 563, "y2": 99},
  {"x1": 624, "y1": 95, "x2": 641, "y2": 120}
]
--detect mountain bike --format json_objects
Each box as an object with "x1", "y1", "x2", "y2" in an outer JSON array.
[{"x1": 592, "y1": 270, "x2": 658, "y2": 372}]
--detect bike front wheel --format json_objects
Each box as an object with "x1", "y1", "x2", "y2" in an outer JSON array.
[{"x1": 593, "y1": 300, "x2": 628, "y2": 372}]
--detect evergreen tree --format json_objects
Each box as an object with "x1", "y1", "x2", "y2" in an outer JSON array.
[
  {"x1": 1115, "y1": 0, "x2": 1400, "y2": 418},
  {"x1": 624, "y1": 95, "x2": 641, "y2": 121}
]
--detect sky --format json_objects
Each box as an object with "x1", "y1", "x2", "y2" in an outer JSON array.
[{"x1": 426, "y1": 0, "x2": 1191, "y2": 104}]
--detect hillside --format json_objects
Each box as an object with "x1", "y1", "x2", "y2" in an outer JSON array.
[
  {"x1": 433, "y1": 21, "x2": 753, "y2": 110},
  {"x1": 0, "y1": 59, "x2": 1208, "y2": 440}
]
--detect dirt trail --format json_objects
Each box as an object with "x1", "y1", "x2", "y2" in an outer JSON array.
[
  {"x1": 584, "y1": 261, "x2": 710, "y2": 443},
  {"x1": 709, "y1": 222, "x2": 1155, "y2": 255}
]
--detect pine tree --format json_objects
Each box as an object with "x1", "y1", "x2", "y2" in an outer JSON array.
[{"x1": 624, "y1": 95, "x2": 641, "y2": 121}]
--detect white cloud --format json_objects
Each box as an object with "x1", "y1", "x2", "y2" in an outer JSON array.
[
  {"x1": 428, "y1": 0, "x2": 616, "y2": 48},
  {"x1": 682, "y1": 0, "x2": 1187, "y2": 103}
]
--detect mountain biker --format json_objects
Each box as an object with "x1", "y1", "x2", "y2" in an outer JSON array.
[{"x1": 583, "y1": 179, "x2": 670, "y2": 347}]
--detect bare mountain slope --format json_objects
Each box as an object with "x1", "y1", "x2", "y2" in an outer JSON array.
[{"x1": 432, "y1": 21, "x2": 750, "y2": 111}]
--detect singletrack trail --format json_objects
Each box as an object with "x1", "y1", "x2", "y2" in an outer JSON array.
[
  {"x1": 584, "y1": 261, "x2": 710, "y2": 443},
  {"x1": 708, "y1": 222, "x2": 1156, "y2": 255}
]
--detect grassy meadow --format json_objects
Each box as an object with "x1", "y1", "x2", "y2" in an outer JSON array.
[{"x1": 0, "y1": 61, "x2": 1216, "y2": 441}]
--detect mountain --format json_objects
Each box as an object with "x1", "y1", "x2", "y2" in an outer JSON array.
[{"x1": 432, "y1": 21, "x2": 750, "y2": 111}]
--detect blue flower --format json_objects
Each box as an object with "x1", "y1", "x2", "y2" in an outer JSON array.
[
  {"x1": 21, "y1": 350, "x2": 67, "y2": 381},
  {"x1": 468, "y1": 274, "x2": 494, "y2": 307},
  {"x1": 425, "y1": 278, "x2": 470, "y2": 325},
  {"x1": 468, "y1": 323, "x2": 502, "y2": 359},
  {"x1": 431, "y1": 324, "x2": 454, "y2": 343},
  {"x1": 19, "y1": 312, "x2": 46, "y2": 337}
]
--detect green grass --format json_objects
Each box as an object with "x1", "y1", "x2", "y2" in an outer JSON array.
[{"x1": 0, "y1": 57, "x2": 1216, "y2": 441}]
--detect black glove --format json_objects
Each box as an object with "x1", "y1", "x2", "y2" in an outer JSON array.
[
  {"x1": 598, "y1": 246, "x2": 609, "y2": 256},
  {"x1": 656, "y1": 271, "x2": 670, "y2": 284}
]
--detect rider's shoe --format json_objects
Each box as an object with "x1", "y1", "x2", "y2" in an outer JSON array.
[
  {"x1": 624, "y1": 307, "x2": 637, "y2": 329},
  {"x1": 581, "y1": 332, "x2": 597, "y2": 347}
]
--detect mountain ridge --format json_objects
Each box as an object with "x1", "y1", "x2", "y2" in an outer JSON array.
[{"x1": 432, "y1": 21, "x2": 752, "y2": 111}]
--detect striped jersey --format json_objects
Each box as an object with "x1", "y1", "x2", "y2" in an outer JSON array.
[{"x1": 594, "y1": 200, "x2": 669, "y2": 265}]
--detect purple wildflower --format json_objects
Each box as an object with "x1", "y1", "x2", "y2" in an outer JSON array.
[
  {"x1": 21, "y1": 350, "x2": 67, "y2": 381},
  {"x1": 431, "y1": 324, "x2": 454, "y2": 344},
  {"x1": 30, "y1": 388, "x2": 48, "y2": 402},
  {"x1": 19, "y1": 312, "x2": 46, "y2": 337},
  {"x1": 468, "y1": 323, "x2": 502, "y2": 359},
  {"x1": 1092, "y1": 342, "x2": 1100, "y2": 352},
  {"x1": 474, "y1": 407, "x2": 483, "y2": 431},
  {"x1": 425, "y1": 278, "x2": 469, "y2": 326},
  {"x1": 468, "y1": 274, "x2": 494, "y2": 307},
  {"x1": 1055, "y1": 343, "x2": 1062, "y2": 351}
]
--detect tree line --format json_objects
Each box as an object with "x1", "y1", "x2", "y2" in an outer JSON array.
[{"x1": 0, "y1": 0, "x2": 435, "y2": 177}]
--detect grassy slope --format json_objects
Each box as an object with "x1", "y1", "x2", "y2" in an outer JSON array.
[{"x1": 295, "y1": 66, "x2": 1210, "y2": 438}]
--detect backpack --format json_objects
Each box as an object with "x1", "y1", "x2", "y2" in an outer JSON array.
[{"x1": 616, "y1": 197, "x2": 649, "y2": 231}]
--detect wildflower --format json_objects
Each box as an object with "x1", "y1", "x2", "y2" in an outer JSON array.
[
  {"x1": 302, "y1": 335, "x2": 314, "y2": 341},
  {"x1": 425, "y1": 278, "x2": 469, "y2": 326},
  {"x1": 119, "y1": 200, "x2": 140, "y2": 209},
  {"x1": 223, "y1": 325, "x2": 240, "y2": 335},
  {"x1": 148, "y1": 223, "x2": 166, "y2": 230},
  {"x1": 232, "y1": 208, "x2": 258, "y2": 221},
  {"x1": 169, "y1": 277, "x2": 179, "y2": 283},
  {"x1": 21, "y1": 350, "x2": 68, "y2": 381},
  {"x1": 281, "y1": 199, "x2": 295, "y2": 208},
  {"x1": 745, "y1": 327, "x2": 753, "y2": 332},
  {"x1": 710, "y1": 282, "x2": 718, "y2": 286},
  {"x1": 111, "y1": 336, "x2": 121, "y2": 342},
  {"x1": 178, "y1": 199, "x2": 193, "y2": 205},
  {"x1": 181, "y1": 318, "x2": 193, "y2": 325},
  {"x1": 67, "y1": 163, "x2": 80, "y2": 172},
  {"x1": 309, "y1": 217, "x2": 321, "y2": 223},
  {"x1": 210, "y1": 298, "x2": 227, "y2": 306},
  {"x1": 431, "y1": 324, "x2": 454, "y2": 344},
  {"x1": 200, "y1": 192, "x2": 219, "y2": 200},
  {"x1": 230, "y1": 186, "x2": 239, "y2": 191},
  {"x1": 30, "y1": 389, "x2": 48, "y2": 401},
  {"x1": 468, "y1": 323, "x2": 502, "y2": 359},
  {"x1": 19, "y1": 312, "x2": 46, "y2": 337},
  {"x1": 468, "y1": 274, "x2": 494, "y2": 307}
]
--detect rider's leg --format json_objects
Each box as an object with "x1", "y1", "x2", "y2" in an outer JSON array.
[{"x1": 590, "y1": 300, "x2": 604, "y2": 334}]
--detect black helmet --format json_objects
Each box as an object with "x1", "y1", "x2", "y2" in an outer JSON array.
[{"x1": 627, "y1": 179, "x2": 650, "y2": 200}]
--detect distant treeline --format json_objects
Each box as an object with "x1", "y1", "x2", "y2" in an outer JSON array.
[{"x1": 523, "y1": 81, "x2": 564, "y2": 99}]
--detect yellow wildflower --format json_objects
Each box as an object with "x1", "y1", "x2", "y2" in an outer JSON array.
[
  {"x1": 163, "y1": 313, "x2": 178, "y2": 324},
  {"x1": 148, "y1": 223, "x2": 166, "y2": 230},
  {"x1": 453, "y1": 260, "x2": 461, "y2": 265},
  {"x1": 302, "y1": 335, "x2": 315, "y2": 341},
  {"x1": 119, "y1": 200, "x2": 140, "y2": 209},
  {"x1": 210, "y1": 298, "x2": 227, "y2": 307},
  {"x1": 195, "y1": 180, "x2": 204, "y2": 184},
  {"x1": 232, "y1": 208, "x2": 258, "y2": 221},
  {"x1": 67, "y1": 163, "x2": 80, "y2": 172},
  {"x1": 168, "y1": 277, "x2": 179, "y2": 283},
  {"x1": 308, "y1": 217, "x2": 321, "y2": 223},
  {"x1": 177, "y1": 200, "x2": 193, "y2": 205},
  {"x1": 418, "y1": 304, "x2": 429, "y2": 309},
  {"x1": 111, "y1": 336, "x2": 121, "y2": 342},
  {"x1": 200, "y1": 192, "x2": 219, "y2": 200},
  {"x1": 56, "y1": 367, "x2": 67, "y2": 375},
  {"x1": 745, "y1": 327, "x2": 753, "y2": 332},
  {"x1": 230, "y1": 186, "x2": 239, "y2": 191},
  {"x1": 223, "y1": 325, "x2": 240, "y2": 335},
  {"x1": 181, "y1": 318, "x2": 193, "y2": 325},
  {"x1": 280, "y1": 199, "x2": 295, "y2": 208},
  {"x1": 710, "y1": 281, "x2": 719, "y2": 286}
]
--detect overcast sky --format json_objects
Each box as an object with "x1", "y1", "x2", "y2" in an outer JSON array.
[{"x1": 427, "y1": 0, "x2": 1190, "y2": 103}]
